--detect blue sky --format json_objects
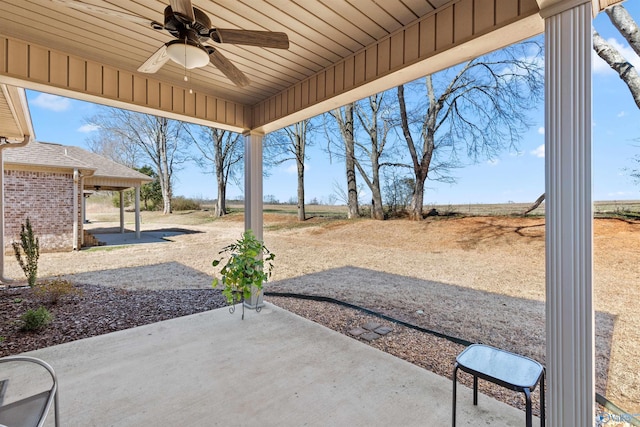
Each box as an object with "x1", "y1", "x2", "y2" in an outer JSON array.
[{"x1": 26, "y1": 3, "x2": 640, "y2": 205}]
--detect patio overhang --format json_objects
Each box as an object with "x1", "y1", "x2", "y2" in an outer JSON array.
[
  {"x1": 0, "y1": 1, "x2": 622, "y2": 135},
  {"x1": 0, "y1": 0, "x2": 628, "y2": 425},
  {"x1": 0, "y1": 84, "x2": 34, "y2": 143},
  {"x1": 0, "y1": 1, "x2": 548, "y2": 133}
]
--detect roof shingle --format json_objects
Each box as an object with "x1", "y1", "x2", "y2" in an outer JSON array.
[{"x1": 4, "y1": 141, "x2": 152, "y2": 182}]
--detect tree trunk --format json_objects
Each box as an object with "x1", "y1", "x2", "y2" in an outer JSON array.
[
  {"x1": 328, "y1": 105, "x2": 360, "y2": 218},
  {"x1": 295, "y1": 122, "x2": 307, "y2": 221},
  {"x1": 398, "y1": 82, "x2": 436, "y2": 221},
  {"x1": 409, "y1": 179, "x2": 425, "y2": 220},
  {"x1": 216, "y1": 173, "x2": 227, "y2": 217},
  {"x1": 370, "y1": 169, "x2": 384, "y2": 220},
  {"x1": 364, "y1": 95, "x2": 386, "y2": 220},
  {"x1": 161, "y1": 179, "x2": 171, "y2": 214},
  {"x1": 605, "y1": 5, "x2": 640, "y2": 58},
  {"x1": 523, "y1": 193, "x2": 545, "y2": 216},
  {"x1": 297, "y1": 160, "x2": 306, "y2": 221},
  {"x1": 343, "y1": 104, "x2": 360, "y2": 219},
  {"x1": 156, "y1": 118, "x2": 172, "y2": 215},
  {"x1": 215, "y1": 132, "x2": 227, "y2": 217}
]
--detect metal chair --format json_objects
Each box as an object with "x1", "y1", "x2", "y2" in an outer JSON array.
[{"x1": 0, "y1": 356, "x2": 60, "y2": 427}]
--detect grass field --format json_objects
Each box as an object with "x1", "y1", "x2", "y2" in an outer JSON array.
[{"x1": 87, "y1": 191, "x2": 640, "y2": 221}]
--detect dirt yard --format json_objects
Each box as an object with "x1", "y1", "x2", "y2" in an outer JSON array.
[{"x1": 2, "y1": 205, "x2": 639, "y2": 414}]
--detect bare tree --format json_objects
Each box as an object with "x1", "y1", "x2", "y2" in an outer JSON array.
[
  {"x1": 85, "y1": 108, "x2": 190, "y2": 214},
  {"x1": 186, "y1": 126, "x2": 243, "y2": 217},
  {"x1": 265, "y1": 120, "x2": 313, "y2": 221},
  {"x1": 85, "y1": 132, "x2": 141, "y2": 169},
  {"x1": 398, "y1": 40, "x2": 544, "y2": 220},
  {"x1": 327, "y1": 103, "x2": 360, "y2": 218},
  {"x1": 354, "y1": 93, "x2": 396, "y2": 220}
]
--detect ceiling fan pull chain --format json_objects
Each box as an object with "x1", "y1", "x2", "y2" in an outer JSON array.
[
  {"x1": 183, "y1": 38, "x2": 188, "y2": 82},
  {"x1": 183, "y1": 38, "x2": 193, "y2": 94}
]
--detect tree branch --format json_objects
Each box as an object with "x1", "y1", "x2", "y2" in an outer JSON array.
[{"x1": 593, "y1": 29, "x2": 640, "y2": 109}]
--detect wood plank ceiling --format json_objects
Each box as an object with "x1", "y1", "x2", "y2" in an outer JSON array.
[
  {"x1": 2, "y1": 0, "x2": 619, "y2": 135},
  {"x1": 0, "y1": 0, "x2": 452, "y2": 107},
  {"x1": 0, "y1": 0, "x2": 620, "y2": 136}
]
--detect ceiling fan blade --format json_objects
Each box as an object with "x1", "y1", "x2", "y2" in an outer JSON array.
[
  {"x1": 208, "y1": 49, "x2": 250, "y2": 87},
  {"x1": 137, "y1": 45, "x2": 170, "y2": 73},
  {"x1": 170, "y1": 0, "x2": 195, "y2": 23},
  {"x1": 51, "y1": 0, "x2": 159, "y2": 27},
  {"x1": 211, "y1": 29, "x2": 289, "y2": 49}
]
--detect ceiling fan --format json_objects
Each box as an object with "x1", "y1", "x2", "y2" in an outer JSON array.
[{"x1": 52, "y1": 0, "x2": 290, "y2": 87}]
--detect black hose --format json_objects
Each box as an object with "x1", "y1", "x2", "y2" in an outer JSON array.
[
  {"x1": 265, "y1": 291, "x2": 473, "y2": 347},
  {"x1": 264, "y1": 291, "x2": 640, "y2": 426}
]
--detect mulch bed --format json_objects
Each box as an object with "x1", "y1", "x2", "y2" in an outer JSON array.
[{"x1": 0, "y1": 284, "x2": 226, "y2": 357}]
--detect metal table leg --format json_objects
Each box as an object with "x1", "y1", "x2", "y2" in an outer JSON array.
[
  {"x1": 452, "y1": 363, "x2": 459, "y2": 427},
  {"x1": 540, "y1": 370, "x2": 545, "y2": 427},
  {"x1": 473, "y1": 376, "x2": 478, "y2": 405},
  {"x1": 525, "y1": 387, "x2": 532, "y2": 427}
]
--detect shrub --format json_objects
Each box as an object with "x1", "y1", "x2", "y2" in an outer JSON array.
[
  {"x1": 34, "y1": 277, "x2": 83, "y2": 305},
  {"x1": 172, "y1": 196, "x2": 201, "y2": 211},
  {"x1": 20, "y1": 306, "x2": 52, "y2": 331},
  {"x1": 12, "y1": 218, "x2": 40, "y2": 287}
]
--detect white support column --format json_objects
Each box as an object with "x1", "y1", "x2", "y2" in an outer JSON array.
[
  {"x1": 243, "y1": 130, "x2": 264, "y2": 309},
  {"x1": 80, "y1": 176, "x2": 85, "y2": 247},
  {"x1": 0, "y1": 135, "x2": 29, "y2": 283},
  {"x1": 72, "y1": 169, "x2": 79, "y2": 250},
  {"x1": 119, "y1": 191, "x2": 125, "y2": 234},
  {"x1": 82, "y1": 194, "x2": 87, "y2": 224},
  {"x1": 135, "y1": 186, "x2": 141, "y2": 239},
  {"x1": 542, "y1": 2, "x2": 594, "y2": 426}
]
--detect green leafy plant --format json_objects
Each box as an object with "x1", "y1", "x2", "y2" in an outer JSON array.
[
  {"x1": 212, "y1": 230, "x2": 275, "y2": 319},
  {"x1": 20, "y1": 306, "x2": 52, "y2": 331},
  {"x1": 12, "y1": 218, "x2": 40, "y2": 287},
  {"x1": 34, "y1": 277, "x2": 83, "y2": 305}
]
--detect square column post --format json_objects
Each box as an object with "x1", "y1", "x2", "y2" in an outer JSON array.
[
  {"x1": 135, "y1": 186, "x2": 141, "y2": 239},
  {"x1": 541, "y1": 1, "x2": 594, "y2": 425},
  {"x1": 119, "y1": 190, "x2": 125, "y2": 234},
  {"x1": 243, "y1": 130, "x2": 264, "y2": 309}
]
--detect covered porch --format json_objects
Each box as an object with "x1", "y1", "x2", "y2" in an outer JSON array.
[
  {"x1": 6, "y1": 302, "x2": 532, "y2": 426},
  {"x1": 0, "y1": 0, "x2": 623, "y2": 425}
]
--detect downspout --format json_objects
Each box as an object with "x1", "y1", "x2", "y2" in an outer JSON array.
[
  {"x1": 0, "y1": 134, "x2": 31, "y2": 284},
  {"x1": 73, "y1": 169, "x2": 79, "y2": 250}
]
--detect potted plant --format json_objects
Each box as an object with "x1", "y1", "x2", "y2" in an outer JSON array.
[{"x1": 212, "y1": 230, "x2": 275, "y2": 319}]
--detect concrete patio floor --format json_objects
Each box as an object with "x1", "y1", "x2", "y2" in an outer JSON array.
[
  {"x1": 88, "y1": 228, "x2": 191, "y2": 246},
  {"x1": 5, "y1": 304, "x2": 534, "y2": 426}
]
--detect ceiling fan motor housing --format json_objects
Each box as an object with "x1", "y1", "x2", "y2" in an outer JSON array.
[{"x1": 163, "y1": 6, "x2": 211, "y2": 42}]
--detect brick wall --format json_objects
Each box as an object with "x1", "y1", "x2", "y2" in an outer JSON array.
[{"x1": 4, "y1": 169, "x2": 81, "y2": 252}]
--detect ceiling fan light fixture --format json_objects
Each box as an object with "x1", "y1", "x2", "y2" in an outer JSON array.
[{"x1": 166, "y1": 39, "x2": 209, "y2": 69}]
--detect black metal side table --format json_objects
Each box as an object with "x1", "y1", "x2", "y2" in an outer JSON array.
[{"x1": 452, "y1": 344, "x2": 545, "y2": 427}]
